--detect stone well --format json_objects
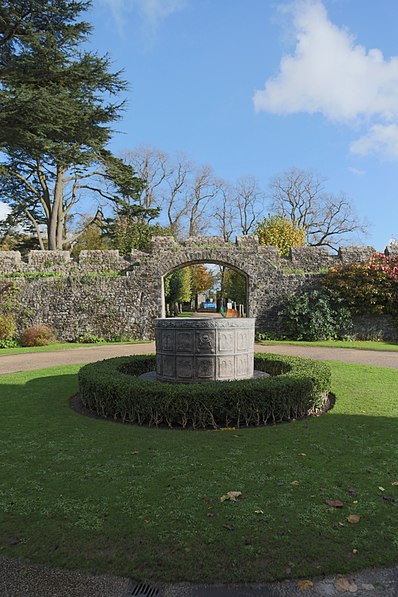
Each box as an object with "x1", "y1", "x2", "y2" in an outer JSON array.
[{"x1": 155, "y1": 317, "x2": 255, "y2": 383}]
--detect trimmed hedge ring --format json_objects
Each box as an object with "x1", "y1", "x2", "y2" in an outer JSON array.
[{"x1": 77, "y1": 353, "x2": 332, "y2": 429}]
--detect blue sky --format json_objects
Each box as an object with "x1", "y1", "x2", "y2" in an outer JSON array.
[{"x1": 2, "y1": 0, "x2": 398, "y2": 250}]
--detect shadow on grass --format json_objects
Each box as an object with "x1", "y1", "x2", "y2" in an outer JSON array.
[{"x1": 0, "y1": 369, "x2": 397, "y2": 583}]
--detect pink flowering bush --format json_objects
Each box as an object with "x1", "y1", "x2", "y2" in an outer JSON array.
[{"x1": 322, "y1": 253, "x2": 398, "y2": 317}]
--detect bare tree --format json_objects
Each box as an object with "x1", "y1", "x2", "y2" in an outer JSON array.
[
  {"x1": 269, "y1": 167, "x2": 367, "y2": 250},
  {"x1": 163, "y1": 153, "x2": 192, "y2": 237},
  {"x1": 235, "y1": 176, "x2": 265, "y2": 235},
  {"x1": 186, "y1": 165, "x2": 219, "y2": 237},
  {"x1": 211, "y1": 179, "x2": 237, "y2": 241},
  {"x1": 123, "y1": 145, "x2": 169, "y2": 211}
]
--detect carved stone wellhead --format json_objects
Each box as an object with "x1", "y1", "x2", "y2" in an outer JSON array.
[{"x1": 155, "y1": 317, "x2": 255, "y2": 383}]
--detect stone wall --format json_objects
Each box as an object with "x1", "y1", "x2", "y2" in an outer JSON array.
[{"x1": 1, "y1": 236, "x2": 393, "y2": 341}]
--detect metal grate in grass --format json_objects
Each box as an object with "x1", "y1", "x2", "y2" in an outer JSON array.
[{"x1": 125, "y1": 580, "x2": 162, "y2": 596}]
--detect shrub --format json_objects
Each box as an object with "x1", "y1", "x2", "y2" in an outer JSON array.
[
  {"x1": 322, "y1": 254, "x2": 398, "y2": 316},
  {"x1": 77, "y1": 333, "x2": 106, "y2": 344},
  {"x1": 0, "y1": 337, "x2": 19, "y2": 349},
  {"x1": 279, "y1": 289, "x2": 352, "y2": 341},
  {"x1": 77, "y1": 353, "x2": 331, "y2": 429},
  {"x1": 20, "y1": 324, "x2": 56, "y2": 347},
  {"x1": 0, "y1": 314, "x2": 15, "y2": 340}
]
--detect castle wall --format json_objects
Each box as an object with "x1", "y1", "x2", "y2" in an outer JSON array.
[{"x1": 1, "y1": 236, "x2": 392, "y2": 341}]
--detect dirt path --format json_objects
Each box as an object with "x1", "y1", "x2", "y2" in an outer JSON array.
[
  {"x1": 1, "y1": 342, "x2": 397, "y2": 375},
  {"x1": 0, "y1": 342, "x2": 156, "y2": 375},
  {"x1": 255, "y1": 343, "x2": 398, "y2": 369}
]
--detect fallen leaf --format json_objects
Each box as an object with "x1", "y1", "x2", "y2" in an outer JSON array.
[
  {"x1": 391, "y1": 480, "x2": 398, "y2": 486},
  {"x1": 254, "y1": 509, "x2": 264, "y2": 514},
  {"x1": 220, "y1": 491, "x2": 242, "y2": 502},
  {"x1": 378, "y1": 486, "x2": 385, "y2": 492},
  {"x1": 207, "y1": 512, "x2": 215, "y2": 517},
  {"x1": 291, "y1": 480, "x2": 300, "y2": 486},
  {"x1": 334, "y1": 577, "x2": 358, "y2": 593},
  {"x1": 299, "y1": 453, "x2": 306, "y2": 456},
  {"x1": 348, "y1": 488, "x2": 358, "y2": 498},
  {"x1": 347, "y1": 514, "x2": 361, "y2": 524},
  {"x1": 223, "y1": 523, "x2": 234, "y2": 531},
  {"x1": 297, "y1": 579, "x2": 313, "y2": 591},
  {"x1": 325, "y1": 499, "x2": 344, "y2": 508},
  {"x1": 131, "y1": 451, "x2": 139, "y2": 455},
  {"x1": 352, "y1": 549, "x2": 358, "y2": 554},
  {"x1": 352, "y1": 500, "x2": 358, "y2": 504}
]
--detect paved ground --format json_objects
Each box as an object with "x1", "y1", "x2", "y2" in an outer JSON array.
[
  {"x1": 1, "y1": 341, "x2": 397, "y2": 595},
  {"x1": 254, "y1": 343, "x2": 398, "y2": 369},
  {"x1": 1, "y1": 554, "x2": 397, "y2": 596},
  {"x1": 1, "y1": 342, "x2": 397, "y2": 375}
]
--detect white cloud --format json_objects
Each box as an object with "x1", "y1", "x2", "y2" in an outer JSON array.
[
  {"x1": 0, "y1": 202, "x2": 10, "y2": 220},
  {"x1": 101, "y1": 0, "x2": 186, "y2": 32},
  {"x1": 254, "y1": 0, "x2": 398, "y2": 123},
  {"x1": 350, "y1": 124, "x2": 398, "y2": 160},
  {"x1": 348, "y1": 167, "x2": 365, "y2": 176}
]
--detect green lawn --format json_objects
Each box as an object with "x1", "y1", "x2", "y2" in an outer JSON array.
[
  {"x1": 257, "y1": 339, "x2": 398, "y2": 352},
  {"x1": 0, "y1": 339, "x2": 152, "y2": 356},
  {"x1": 0, "y1": 360, "x2": 397, "y2": 583}
]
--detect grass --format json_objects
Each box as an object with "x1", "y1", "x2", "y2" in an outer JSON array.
[
  {"x1": 0, "y1": 360, "x2": 397, "y2": 583},
  {"x1": 257, "y1": 339, "x2": 398, "y2": 352},
  {"x1": 0, "y1": 339, "x2": 152, "y2": 356}
]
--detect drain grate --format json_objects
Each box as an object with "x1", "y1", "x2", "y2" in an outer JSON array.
[{"x1": 126, "y1": 581, "x2": 161, "y2": 596}]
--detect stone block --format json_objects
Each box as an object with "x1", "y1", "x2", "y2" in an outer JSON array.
[
  {"x1": 289, "y1": 246, "x2": 331, "y2": 271},
  {"x1": 338, "y1": 246, "x2": 375, "y2": 264},
  {"x1": 183, "y1": 236, "x2": 227, "y2": 247},
  {"x1": 236, "y1": 235, "x2": 259, "y2": 250},
  {"x1": 28, "y1": 250, "x2": 70, "y2": 268},
  {"x1": 0, "y1": 251, "x2": 22, "y2": 274}
]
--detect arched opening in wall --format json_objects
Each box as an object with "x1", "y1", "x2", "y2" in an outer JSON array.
[{"x1": 161, "y1": 261, "x2": 249, "y2": 318}]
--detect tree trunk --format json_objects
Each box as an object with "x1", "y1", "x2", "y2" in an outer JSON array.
[{"x1": 47, "y1": 166, "x2": 65, "y2": 250}]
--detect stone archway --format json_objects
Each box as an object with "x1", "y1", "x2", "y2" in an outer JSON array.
[{"x1": 160, "y1": 258, "x2": 250, "y2": 318}]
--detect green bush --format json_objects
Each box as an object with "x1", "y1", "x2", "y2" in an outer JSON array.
[
  {"x1": 279, "y1": 289, "x2": 352, "y2": 341},
  {"x1": 77, "y1": 333, "x2": 106, "y2": 344},
  {"x1": 20, "y1": 324, "x2": 56, "y2": 347},
  {"x1": 78, "y1": 353, "x2": 331, "y2": 429},
  {"x1": 0, "y1": 314, "x2": 15, "y2": 340},
  {"x1": 0, "y1": 337, "x2": 19, "y2": 348}
]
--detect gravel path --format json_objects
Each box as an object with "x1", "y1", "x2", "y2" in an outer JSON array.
[
  {"x1": 254, "y1": 343, "x2": 398, "y2": 369},
  {"x1": 1, "y1": 342, "x2": 397, "y2": 375}
]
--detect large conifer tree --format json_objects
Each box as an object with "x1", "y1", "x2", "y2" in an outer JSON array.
[{"x1": 0, "y1": 0, "x2": 142, "y2": 249}]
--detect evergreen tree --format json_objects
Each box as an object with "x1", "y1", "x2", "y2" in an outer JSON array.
[{"x1": 0, "y1": 0, "x2": 143, "y2": 249}]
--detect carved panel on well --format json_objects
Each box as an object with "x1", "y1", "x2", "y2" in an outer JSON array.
[
  {"x1": 236, "y1": 331, "x2": 248, "y2": 352},
  {"x1": 195, "y1": 330, "x2": 216, "y2": 354},
  {"x1": 156, "y1": 353, "x2": 162, "y2": 376},
  {"x1": 236, "y1": 354, "x2": 251, "y2": 377},
  {"x1": 176, "y1": 331, "x2": 194, "y2": 353},
  {"x1": 197, "y1": 357, "x2": 215, "y2": 378},
  {"x1": 218, "y1": 356, "x2": 235, "y2": 379},
  {"x1": 218, "y1": 330, "x2": 235, "y2": 353},
  {"x1": 176, "y1": 357, "x2": 194, "y2": 379},
  {"x1": 162, "y1": 355, "x2": 175, "y2": 378},
  {"x1": 161, "y1": 330, "x2": 175, "y2": 352}
]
